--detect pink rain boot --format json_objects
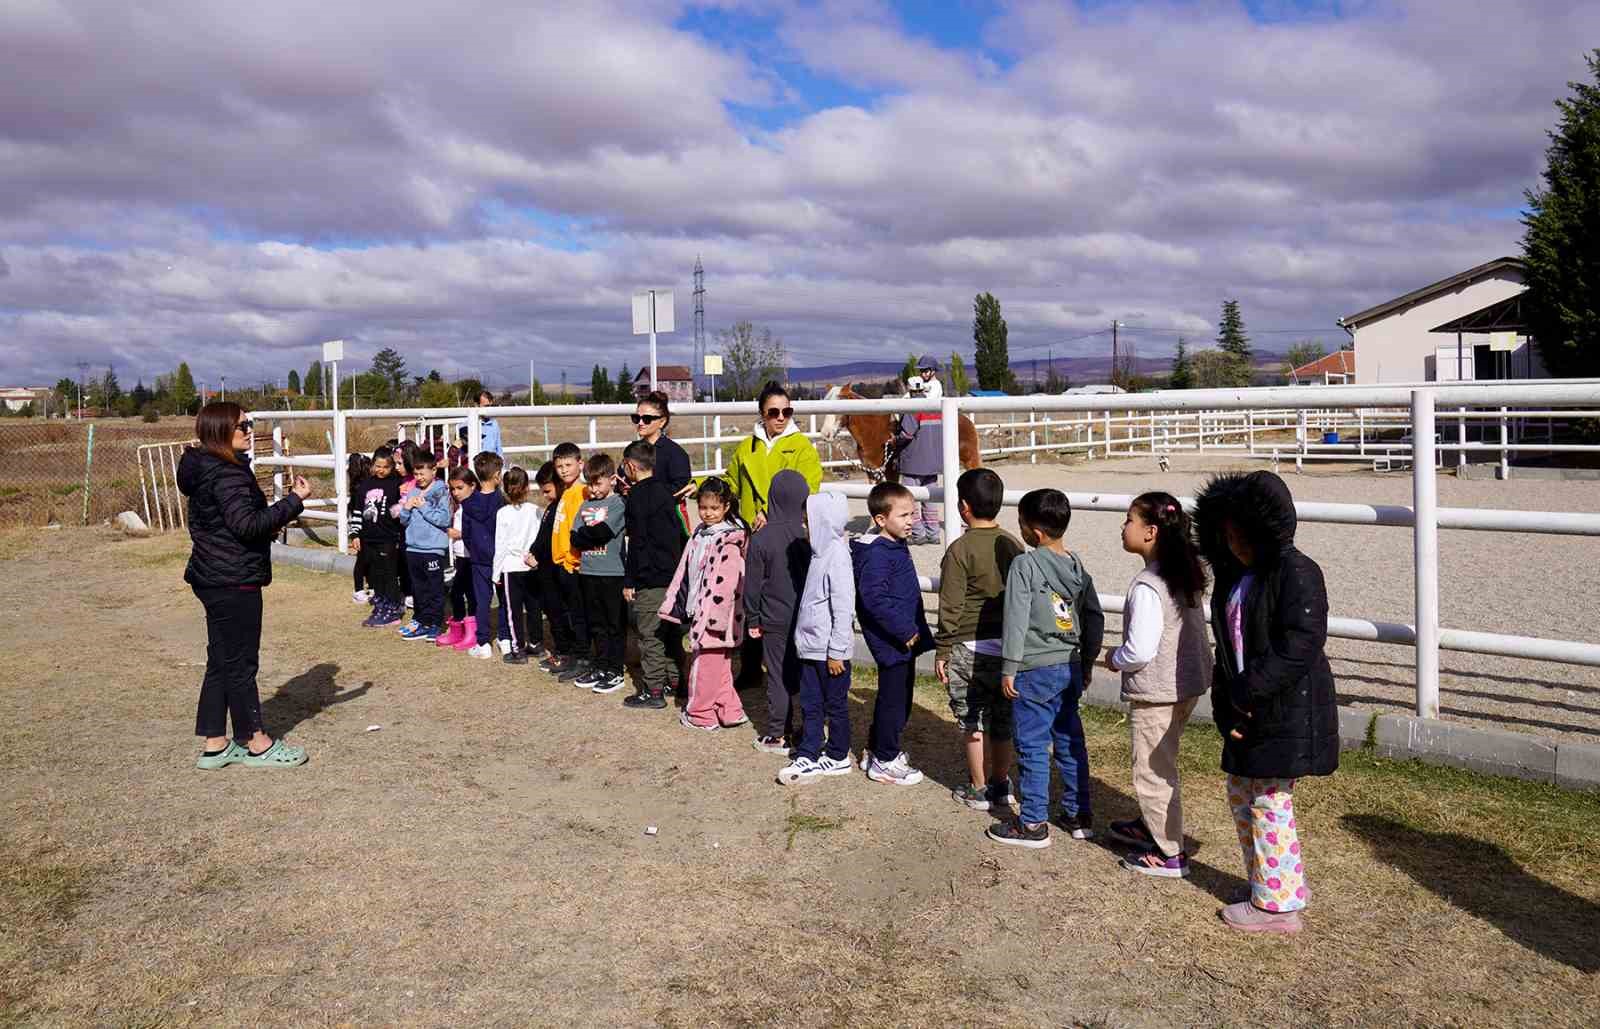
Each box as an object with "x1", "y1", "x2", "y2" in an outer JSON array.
[
  {"x1": 452, "y1": 616, "x2": 478, "y2": 651},
  {"x1": 435, "y1": 618, "x2": 464, "y2": 648}
]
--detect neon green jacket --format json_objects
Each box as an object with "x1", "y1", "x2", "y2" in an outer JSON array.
[{"x1": 722, "y1": 423, "x2": 823, "y2": 522}]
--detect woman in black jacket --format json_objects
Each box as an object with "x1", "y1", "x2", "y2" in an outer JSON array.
[
  {"x1": 1193, "y1": 470, "x2": 1338, "y2": 934},
  {"x1": 177, "y1": 402, "x2": 312, "y2": 770}
]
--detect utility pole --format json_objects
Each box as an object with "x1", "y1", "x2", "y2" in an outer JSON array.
[
  {"x1": 74, "y1": 360, "x2": 89, "y2": 419},
  {"x1": 220, "y1": 376, "x2": 226, "y2": 403},
  {"x1": 1111, "y1": 320, "x2": 1119, "y2": 387},
  {"x1": 693, "y1": 256, "x2": 706, "y2": 397}
]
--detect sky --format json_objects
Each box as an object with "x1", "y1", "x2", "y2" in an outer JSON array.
[{"x1": 2, "y1": 0, "x2": 1595, "y2": 391}]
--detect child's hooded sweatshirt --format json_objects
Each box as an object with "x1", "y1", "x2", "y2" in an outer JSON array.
[
  {"x1": 743, "y1": 469, "x2": 810, "y2": 633},
  {"x1": 461, "y1": 488, "x2": 505, "y2": 565},
  {"x1": 1000, "y1": 546, "x2": 1104, "y2": 681},
  {"x1": 793, "y1": 492, "x2": 855, "y2": 662},
  {"x1": 851, "y1": 527, "x2": 934, "y2": 667},
  {"x1": 397, "y1": 479, "x2": 451, "y2": 554},
  {"x1": 1192, "y1": 470, "x2": 1339, "y2": 781}
]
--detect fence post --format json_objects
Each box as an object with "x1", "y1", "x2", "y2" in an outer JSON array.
[
  {"x1": 588, "y1": 416, "x2": 598, "y2": 452},
  {"x1": 1412, "y1": 390, "x2": 1440, "y2": 719},
  {"x1": 272, "y1": 424, "x2": 285, "y2": 502},
  {"x1": 1499, "y1": 406, "x2": 1509, "y2": 480},
  {"x1": 1457, "y1": 406, "x2": 1467, "y2": 468},
  {"x1": 702, "y1": 414, "x2": 710, "y2": 471},
  {"x1": 712, "y1": 415, "x2": 722, "y2": 473},
  {"x1": 468, "y1": 408, "x2": 483, "y2": 457},
  {"x1": 941, "y1": 396, "x2": 962, "y2": 546},
  {"x1": 80, "y1": 424, "x2": 94, "y2": 525},
  {"x1": 1102, "y1": 410, "x2": 1111, "y2": 458},
  {"x1": 334, "y1": 411, "x2": 349, "y2": 554},
  {"x1": 1028, "y1": 409, "x2": 1037, "y2": 464}
]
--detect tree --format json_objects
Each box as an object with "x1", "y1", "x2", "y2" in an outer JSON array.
[
  {"x1": 616, "y1": 362, "x2": 633, "y2": 401},
  {"x1": 1044, "y1": 360, "x2": 1069, "y2": 394},
  {"x1": 1522, "y1": 50, "x2": 1600, "y2": 378},
  {"x1": 286, "y1": 369, "x2": 301, "y2": 395},
  {"x1": 53, "y1": 377, "x2": 76, "y2": 416},
  {"x1": 1169, "y1": 336, "x2": 1194, "y2": 390},
  {"x1": 1216, "y1": 299, "x2": 1251, "y2": 361},
  {"x1": 131, "y1": 379, "x2": 153, "y2": 411},
  {"x1": 1191, "y1": 349, "x2": 1253, "y2": 389},
  {"x1": 972, "y1": 292, "x2": 1015, "y2": 391},
  {"x1": 173, "y1": 363, "x2": 197, "y2": 415},
  {"x1": 590, "y1": 364, "x2": 612, "y2": 403},
  {"x1": 529, "y1": 379, "x2": 548, "y2": 406},
  {"x1": 100, "y1": 366, "x2": 122, "y2": 408},
  {"x1": 1284, "y1": 340, "x2": 1327, "y2": 380},
  {"x1": 718, "y1": 321, "x2": 788, "y2": 399},
  {"x1": 419, "y1": 379, "x2": 455, "y2": 408},
  {"x1": 948, "y1": 351, "x2": 971, "y2": 395},
  {"x1": 304, "y1": 360, "x2": 322, "y2": 403},
  {"x1": 427, "y1": 369, "x2": 443, "y2": 383},
  {"x1": 901, "y1": 352, "x2": 919, "y2": 384},
  {"x1": 369, "y1": 348, "x2": 408, "y2": 404}
]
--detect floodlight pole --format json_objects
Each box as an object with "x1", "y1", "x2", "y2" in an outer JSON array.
[{"x1": 649, "y1": 289, "x2": 659, "y2": 392}]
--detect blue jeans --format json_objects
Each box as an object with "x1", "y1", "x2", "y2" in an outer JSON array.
[{"x1": 1012, "y1": 662, "x2": 1091, "y2": 827}]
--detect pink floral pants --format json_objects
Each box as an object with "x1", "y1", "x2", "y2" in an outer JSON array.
[{"x1": 1227, "y1": 774, "x2": 1308, "y2": 912}]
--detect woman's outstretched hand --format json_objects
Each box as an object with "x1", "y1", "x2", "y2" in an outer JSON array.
[{"x1": 292, "y1": 475, "x2": 312, "y2": 499}]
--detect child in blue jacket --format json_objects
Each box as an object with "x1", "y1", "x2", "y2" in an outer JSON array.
[
  {"x1": 460, "y1": 451, "x2": 508, "y2": 657},
  {"x1": 853, "y1": 481, "x2": 935, "y2": 786},
  {"x1": 396, "y1": 450, "x2": 452, "y2": 639}
]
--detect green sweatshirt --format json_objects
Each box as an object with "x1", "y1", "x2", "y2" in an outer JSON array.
[
  {"x1": 1000, "y1": 546, "x2": 1105, "y2": 678},
  {"x1": 721, "y1": 423, "x2": 824, "y2": 524},
  {"x1": 935, "y1": 524, "x2": 1025, "y2": 659}
]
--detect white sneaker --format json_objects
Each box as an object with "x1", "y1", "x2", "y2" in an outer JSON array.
[
  {"x1": 351, "y1": 589, "x2": 371, "y2": 604},
  {"x1": 817, "y1": 753, "x2": 855, "y2": 777},
  {"x1": 777, "y1": 756, "x2": 821, "y2": 785},
  {"x1": 467, "y1": 643, "x2": 493, "y2": 660},
  {"x1": 865, "y1": 752, "x2": 924, "y2": 786},
  {"x1": 497, "y1": 638, "x2": 513, "y2": 656},
  {"x1": 404, "y1": 595, "x2": 414, "y2": 609}
]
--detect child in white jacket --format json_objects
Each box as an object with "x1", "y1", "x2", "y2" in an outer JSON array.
[
  {"x1": 493, "y1": 467, "x2": 545, "y2": 663},
  {"x1": 778, "y1": 492, "x2": 857, "y2": 785}
]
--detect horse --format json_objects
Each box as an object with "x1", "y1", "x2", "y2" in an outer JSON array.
[{"x1": 820, "y1": 384, "x2": 981, "y2": 483}]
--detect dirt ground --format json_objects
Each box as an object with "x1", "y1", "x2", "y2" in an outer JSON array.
[{"x1": 3, "y1": 527, "x2": 1599, "y2": 1027}]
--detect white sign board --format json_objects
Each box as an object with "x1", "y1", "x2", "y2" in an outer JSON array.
[
  {"x1": 1490, "y1": 332, "x2": 1518, "y2": 352},
  {"x1": 703, "y1": 354, "x2": 724, "y2": 376},
  {"x1": 322, "y1": 339, "x2": 345, "y2": 363},
  {"x1": 631, "y1": 289, "x2": 675, "y2": 335}
]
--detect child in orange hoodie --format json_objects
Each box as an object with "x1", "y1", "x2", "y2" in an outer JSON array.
[{"x1": 546, "y1": 442, "x2": 590, "y2": 680}]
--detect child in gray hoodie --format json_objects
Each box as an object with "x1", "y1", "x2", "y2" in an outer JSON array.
[
  {"x1": 778, "y1": 491, "x2": 856, "y2": 785},
  {"x1": 744, "y1": 469, "x2": 811, "y2": 754},
  {"x1": 988, "y1": 488, "x2": 1105, "y2": 849}
]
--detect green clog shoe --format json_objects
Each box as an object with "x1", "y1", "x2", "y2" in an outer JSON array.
[
  {"x1": 196, "y1": 740, "x2": 249, "y2": 771},
  {"x1": 238, "y1": 739, "x2": 308, "y2": 769}
]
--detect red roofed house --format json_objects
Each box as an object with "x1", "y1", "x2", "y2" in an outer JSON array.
[
  {"x1": 632, "y1": 365, "x2": 694, "y2": 404},
  {"x1": 1289, "y1": 349, "x2": 1356, "y2": 385}
]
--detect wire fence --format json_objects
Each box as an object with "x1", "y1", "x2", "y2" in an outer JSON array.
[{"x1": 0, "y1": 419, "x2": 199, "y2": 527}]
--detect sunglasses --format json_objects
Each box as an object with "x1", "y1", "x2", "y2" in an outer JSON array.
[
  {"x1": 765, "y1": 407, "x2": 794, "y2": 420},
  {"x1": 235, "y1": 420, "x2": 253, "y2": 433},
  {"x1": 629, "y1": 413, "x2": 662, "y2": 425}
]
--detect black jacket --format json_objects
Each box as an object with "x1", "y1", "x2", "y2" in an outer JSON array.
[
  {"x1": 178, "y1": 448, "x2": 304, "y2": 589},
  {"x1": 353, "y1": 474, "x2": 403, "y2": 545},
  {"x1": 623, "y1": 476, "x2": 687, "y2": 590},
  {"x1": 743, "y1": 469, "x2": 809, "y2": 630},
  {"x1": 1193, "y1": 470, "x2": 1339, "y2": 780}
]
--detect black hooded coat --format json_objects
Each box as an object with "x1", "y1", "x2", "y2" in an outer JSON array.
[
  {"x1": 177, "y1": 448, "x2": 305, "y2": 589},
  {"x1": 1192, "y1": 470, "x2": 1339, "y2": 780},
  {"x1": 742, "y1": 469, "x2": 810, "y2": 632}
]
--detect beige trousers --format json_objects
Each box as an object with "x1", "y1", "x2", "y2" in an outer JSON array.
[{"x1": 1129, "y1": 697, "x2": 1199, "y2": 857}]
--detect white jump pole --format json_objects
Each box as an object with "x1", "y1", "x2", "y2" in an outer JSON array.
[
  {"x1": 941, "y1": 395, "x2": 963, "y2": 546},
  {"x1": 1411, "y1": 389, "x2": 1440, "y2": 719}
]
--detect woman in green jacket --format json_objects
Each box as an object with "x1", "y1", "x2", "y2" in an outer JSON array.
[{"x1": 724, "y1": 381, "x2": 824, "y2": 530}]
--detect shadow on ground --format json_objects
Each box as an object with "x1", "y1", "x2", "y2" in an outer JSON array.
[
  {"x1": 1342, "y1": 813, "x2": 1600, "y2": 974},
  {"x1": 260, "y1": 662, "x2": 368, "y2": 737}
]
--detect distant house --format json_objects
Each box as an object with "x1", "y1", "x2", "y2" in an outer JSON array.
[
  {"x1": 632, "y1": 365, "x2": 694, "y2": 404},
  {"x1": 1289, "y1": 350, "x2": 1355, "y2": 385},
  {"x1": 0, "y1": 386, "x2": 50, "y2": 412},
  {"x1": 1339, "y1": 257, "x2": 1542, "y2": 383}
]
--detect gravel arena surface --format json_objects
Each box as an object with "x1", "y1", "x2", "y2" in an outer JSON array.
[{"x1": 2, "y1": 456, "x2": 1599, "y2": 1026}]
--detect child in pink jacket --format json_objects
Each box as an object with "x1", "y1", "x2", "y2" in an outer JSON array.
[{"x1": 660, "y1": 477, "x2": 749, "y2": 730}]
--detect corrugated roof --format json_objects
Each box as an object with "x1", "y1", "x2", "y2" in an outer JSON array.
[
  {"x1": 1340, "y1": 257, "x2": 1523, "y2": 329},
  {"x1": 634, "y1": 365, "x2": 693, "y2": 381},
  {"x1": 1291, "y1": 350, "x2": 1355, "y2": 380}
]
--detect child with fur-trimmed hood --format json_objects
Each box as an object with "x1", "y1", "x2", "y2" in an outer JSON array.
[{"x1": 1192, "y1": 470, "x2": 1339, "y2": 935}]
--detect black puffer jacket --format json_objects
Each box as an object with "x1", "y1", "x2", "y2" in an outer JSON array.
[
  {"x1": 178, "y1": 449, "x2": 304, "y2": 589},
  {"x1": 1192, "y1": 470, "x2": 1339, "y2": 780}
]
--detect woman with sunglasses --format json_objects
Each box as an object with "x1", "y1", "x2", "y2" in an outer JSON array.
[
  {"x1": 724, "y1": 381, "x2": 823, "y2": 531},
  {"x1": 177, "y1": 401, "x2": 313, "y2": 770},
  {"x1": 630, "y1": 391, "x2": 693, "y2": 497}
]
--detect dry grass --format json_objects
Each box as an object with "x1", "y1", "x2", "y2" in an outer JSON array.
[{"x1": 1, "y1": 529, "x2": 1598, "y2": 1027}]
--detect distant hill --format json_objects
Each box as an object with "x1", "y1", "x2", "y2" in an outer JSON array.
[{"x1": 787, "y1": 347, "x2": 1292, "y2": 389}]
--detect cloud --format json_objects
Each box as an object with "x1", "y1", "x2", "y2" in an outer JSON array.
[{"x1": 0, "y1": 0, "x2": 1592, "y2": 387}]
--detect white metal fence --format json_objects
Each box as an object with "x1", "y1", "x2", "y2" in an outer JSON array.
[{"x1": 250, "y1": 379, "x2": 1600, "y2": 720}]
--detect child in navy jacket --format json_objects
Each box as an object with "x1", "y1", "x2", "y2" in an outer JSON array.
[
  {"x1": 853, "y1": 481, "x2": 935, "y2": 786},
  {"x1": 460, "y1": 452, "x2": 508, "y2": 656}
]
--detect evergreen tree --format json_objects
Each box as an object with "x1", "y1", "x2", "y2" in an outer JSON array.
[
  {"x1": 1523, "y1": 49, "x2": 1600, "y2": 378},
  {"x1": 305, "y1": 360, "x2": 322, "y2": 403},
  {"x1": 529, "y1": 379, "x2": 548, "y2": 405},
  {"x1": 972, "y1": 292, "x2": 1015, "y2": 392},
  {"x1": 101, "y1": 366, "x2": 122, "y2": 407},
  {"x1": 427, "y1": 368, "x2": 443, "y2": 382},
  {"x1": 1216, "y1": 299, "x2": 1251, "y2": 361},
  {"x1": 616, "y1": 362, "x2": 633, "y2": 401},
  {"x1": 173, "y1": 363, "x2": 198, "y2": 415},
  {"x1": 131, "y1": 380, "x2": 153, "y2": 410},
  {"x1": 590, "y1": 364, "x2": 611, "y2": 403},
  {"x1": 1169, "y1": 336, "x2": 1194, "y2": 390},
  {"x1": 948, "y1": 351, "x2": 971, "y2": 395},
  {"x1": 286, "y1": 369, "x2": 301, "y2": 394},
  {"x1": 901, "y1": 352, "x2": 920, "y2": 385},
  {"x1": 370, "y1": 348, "x2": 408, "y2": 403}
]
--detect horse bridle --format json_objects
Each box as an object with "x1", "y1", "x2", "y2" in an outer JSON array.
[{"x1": 836, "y1": 410, "x2": 896, "y2": 484}]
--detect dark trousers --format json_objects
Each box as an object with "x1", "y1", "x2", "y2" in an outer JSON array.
[
  {"x1": 868, "y1": 660, "x2": 916, "y2": 763},
  {"x1": 737, "y1": 635, "x2": 764, "y2": 688},
  {"x1": 471, "y1": 558, "x2": 507, "y2": 644},
  {"x1": 580, "y1": 574, "x2": 626, "y2": 672},
  {"x1": 762, "y1": 625, "x2": 802, "y2": 740},
  {"x1": 352, "y1": 544, "x2": 370, "y2": 591},
  {"x1": 537, "y1": 564, "x2": 575, "y2": 654},
  {"x1": 398, "y1": 544, "x2": 411, "y2": 596},
  {"x1": 193, "y1": 585, "x2": 265, "y2": 741},
  {"x1": 449, "y1": 555, "x2": 476, "y2": 620},
  {"x1": 407, "y1": 551, "x2": 446, "y2": 628},
  {"x1": 364, "y1": 542, "x2": 401, "y2": 605},
  {"x1": 557, "y1": 566, "x2": 589, "y2": 656},
  {"x1": 797, "y1": 658, "x2": 851, "y2": 762},
  {"x1": 500, "y1": 571, "x2": 542, "y2": 652}
]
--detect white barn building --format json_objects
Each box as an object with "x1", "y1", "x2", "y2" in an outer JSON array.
[{"x1": 1338, "y1": 257, "x2": 1544, "y2": 384}]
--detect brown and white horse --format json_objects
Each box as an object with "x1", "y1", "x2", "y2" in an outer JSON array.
[{"x1": 820, "y1": 384, "x2": 982, "y2": 482}]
